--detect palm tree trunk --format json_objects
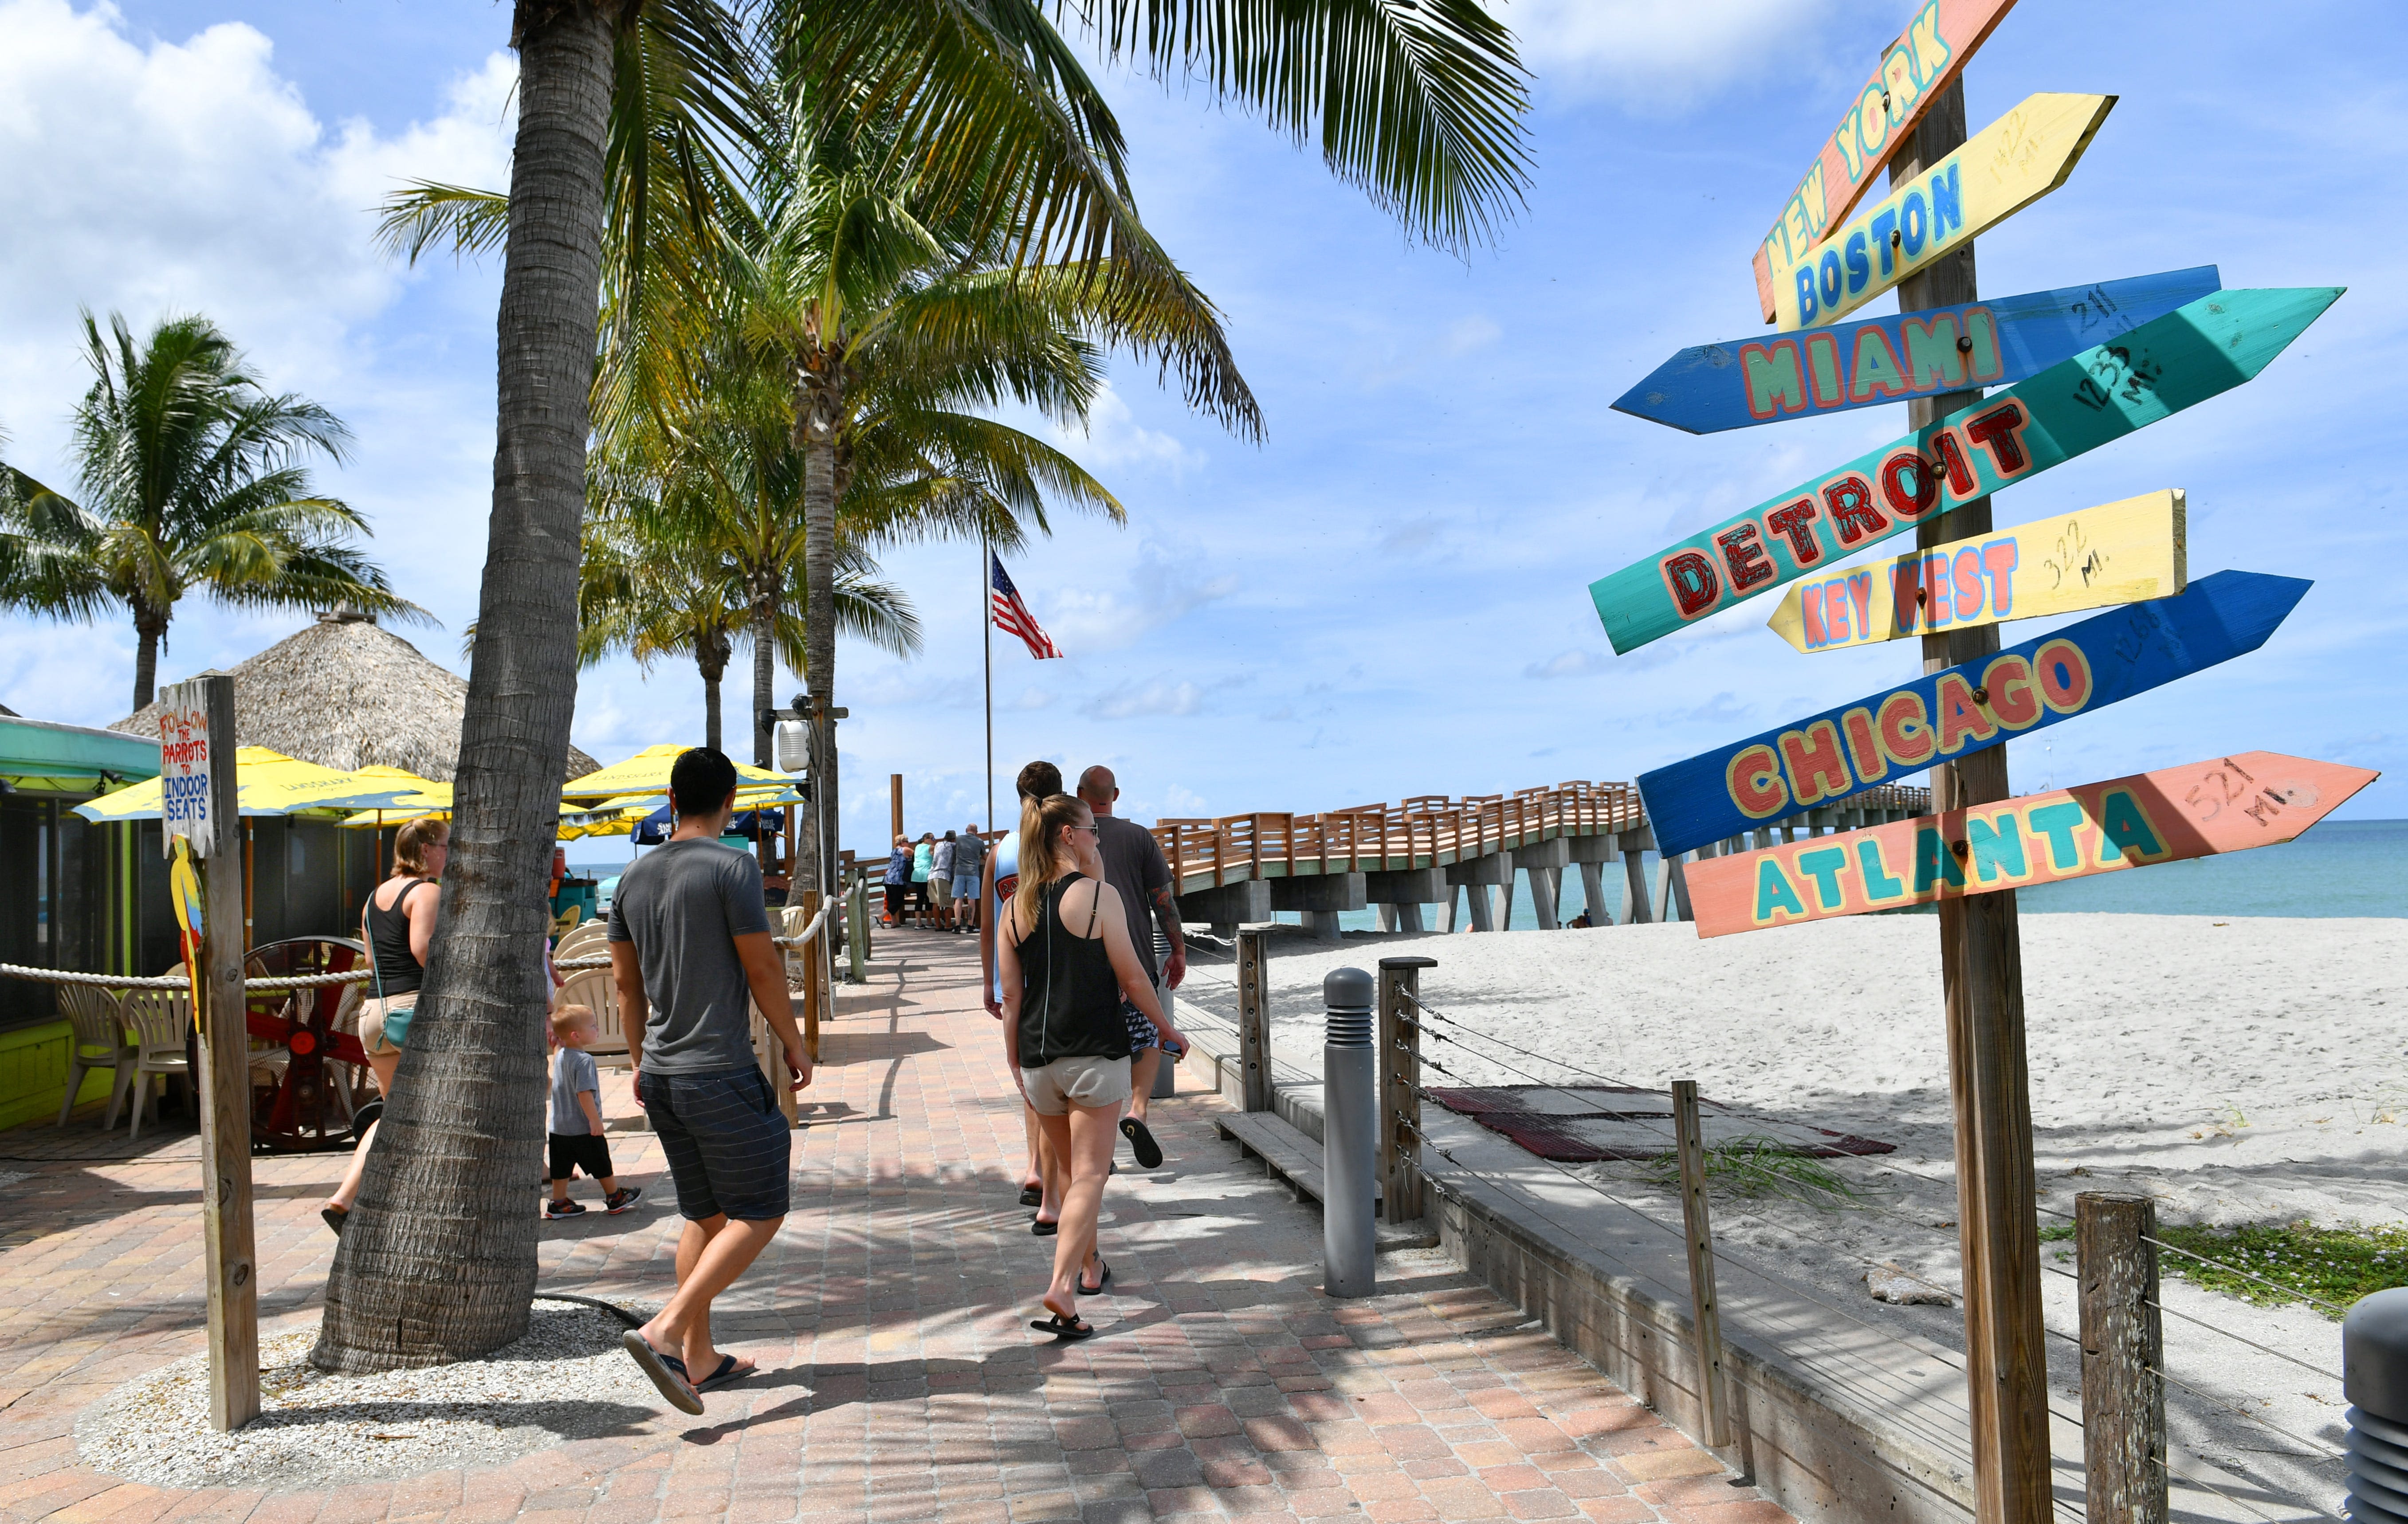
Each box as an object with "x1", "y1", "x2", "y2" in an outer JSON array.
[
  {"x1": 314, "y1": 0, "x2": 614, "y2": 1372},
  {"x1": 700, "y1": 660, "x2": 724, "y2": 754},
  {"x1": 131, "y1": 611, "x2": 164, "y2": 713},
  {"x1": 751, "y1": 593, "x2": 775, "y2": 770},
  {"x1": 795, "y1": 371, "x2": 838, "y2": 897}
]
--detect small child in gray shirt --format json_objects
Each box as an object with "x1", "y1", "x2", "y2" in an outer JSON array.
[{"x1": 547, "y1": 1004, "x2": 642, "y2": 1218}]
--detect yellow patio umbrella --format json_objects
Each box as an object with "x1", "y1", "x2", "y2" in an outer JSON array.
[
  {"x1": 558, "y1": 743, "x2": 796, "y2": 801},
  {"x1": 71, "y1": 747, "x2": 430, "y2": 822}
]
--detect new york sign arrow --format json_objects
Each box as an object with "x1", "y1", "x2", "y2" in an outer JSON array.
[
  {"x1": 1635, "y1": 569, "x2": 2310, "y2": 860},
  {"x1": 1684, "y1": 752, "x2": 2377, "y2": 938},
  {"x1": 1587, "y1": 288, "x2": 2341, "y2": 656}
]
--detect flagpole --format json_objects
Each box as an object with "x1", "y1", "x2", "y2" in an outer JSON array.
[{"x1": 982, "y1": 522, "x2": 994, "y2": 834}]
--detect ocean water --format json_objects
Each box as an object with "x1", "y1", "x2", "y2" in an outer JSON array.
[{"x1": 1310, "y1": 818, "x2": 2406, "y2": 933}]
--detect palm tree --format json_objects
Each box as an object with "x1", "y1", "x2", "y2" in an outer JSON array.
[
  {"x1": 0, "y1": 312, "x2": 415, "y2": 712},
  {"x1": 325, "y1": 0, "x2": 1530, "y2": 1373}
]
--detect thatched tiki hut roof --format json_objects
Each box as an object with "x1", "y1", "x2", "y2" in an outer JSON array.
[{"x1": 114, "y1": 609, "x2": 599, "y2": 784}]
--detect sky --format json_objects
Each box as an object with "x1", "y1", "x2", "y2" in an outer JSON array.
[{"x1": 3, "y1": 0, "x2": 2402, "y2": 864}]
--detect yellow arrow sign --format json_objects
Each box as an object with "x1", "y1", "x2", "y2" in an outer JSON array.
[
  {"x1": 1766, "y1": 490, "x2": 2186, "y2": 654},
  {"x1": 1770, "y1": 92, "x2": 2115, "y2": 332}
]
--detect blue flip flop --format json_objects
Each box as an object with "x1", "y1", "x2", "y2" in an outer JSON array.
[{"x1": 621, "y1": 1330, "x2": 705, "y2": 1414}]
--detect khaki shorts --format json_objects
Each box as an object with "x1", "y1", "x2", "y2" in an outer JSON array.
[
  {"x1": 358, "y1": 994, "x2": 416, "y2": 1057},
  {"x1": 930, "y1": 874, "x2": 955, "y2": 906},
  {"x1": 1020, "y1": 1054, "x2": 1131, "y2": 1115}
]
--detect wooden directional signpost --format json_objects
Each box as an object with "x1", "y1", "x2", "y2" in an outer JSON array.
[
  {"x1": 1638, "y1": 570, "x2": 2306, "y2": 858},
  {"x1": 1764, "y1": 489, "x2": 2186, "y2": 653},
  {"x1": 1768, "y1": 93, "x2": 2116, "y2": 331},
  {"x1": 1752, "y1": 0, "x2": 2022, "y2": 320},
  {"x1": 1614, "y1": 268, "x2": 2218, "y2": 435},
  {"x1": 1588, "y1": 287, "x2": 2341, "y2": 655},
  {"x1": 1587, "y1": 7, "x2": 2349, "y2": 1520},
  {"x1": 1684, "y1": 752, "x2": 2377, "y2": 937}
]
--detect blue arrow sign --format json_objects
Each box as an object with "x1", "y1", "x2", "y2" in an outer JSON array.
[
  {"x1": 1636, "y1": 570, "x2": 2310, "y2": 859},
  {"x1": 1613, "y1": 267, "x2": 2221, "y2": 435}
]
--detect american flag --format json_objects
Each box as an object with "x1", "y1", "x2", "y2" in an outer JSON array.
[{"x1": 990, "y1": 554, "x2": 1063, "y2": 660}]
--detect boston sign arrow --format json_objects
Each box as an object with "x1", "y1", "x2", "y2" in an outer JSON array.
[
  {"x1": 1614, "y1": 267, "x2": 2218, "y2": 435},
  {"x1": 1768, "y1": 92, "x2": 2115, "y2": 331},
  {"x1": 1635, "y1": 569, "x2": 2309, "y2": 860},
  {"x1": 1683, "y1": 751, "x2": 2377, "y2": 938},
  {"x1": 1752, "y1": 0, "x2": 2020, "y2": 321},
  {"x1": 1765, "y1": 489, "x2": 2186, "y2": 654},
  {"x1": 1588, "y1": 287, "x2": 2341, "y2": 656}
]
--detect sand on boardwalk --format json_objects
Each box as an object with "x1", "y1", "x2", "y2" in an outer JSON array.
[{"x1": 1175, "y1": 913, "x2": 2405, "y2": 1516}]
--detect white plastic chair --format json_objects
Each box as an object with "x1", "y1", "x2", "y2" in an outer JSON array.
[
  {"x1": 554, "y1": 923, "x2": 610, "y2": 963},
  {"x1": 114, "y1": 988, "x2": 194, "y2": 1143},
  {"x1": 552, "y1": 968, "x2": 629, "y2": 1070},
  {"x1": 55, "y1": 984, "x2": 136, "y2": 1129}
]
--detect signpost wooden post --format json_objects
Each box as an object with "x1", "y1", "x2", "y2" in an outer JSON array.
[
  {"x1": 1681, "y1": 752, "x2": 2376, "y2": 936},
  {"x1": 1764, "y1": 489, "x2": 2185, "y2": 653},
  {"x1": 1614, "y1": 268, "x2": 2217, "y2": 436},
  {"x1": 161, "y1": 674, "x2": 259, "y2": 1431},
  {"x1": 1767, "y1": 93, "x2": 2116, "y2": 331},
  {"x1": 1637, "y1": 569, "x2": 2308, "y2": 858},
  {"x1": 1752, "y1": 0, "x2": 2022, "y2": 319},
  {"x1": 1587, "y1": 286, "x2": 2340, "y2": 655}
]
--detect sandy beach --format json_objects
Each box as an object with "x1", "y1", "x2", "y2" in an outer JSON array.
[{"x1": 1175, "y1": 912, "x2": 2406, "y2": 1514}]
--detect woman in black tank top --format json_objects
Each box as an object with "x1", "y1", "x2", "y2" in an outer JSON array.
[
  {"x1": 322, "y1": 817, "x2": 447, "y2": 1234},
  {"x1": 998, "y1": 794, "x2": 1186, "y2": 1340}
]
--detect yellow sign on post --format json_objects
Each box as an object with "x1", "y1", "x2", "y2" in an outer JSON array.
[
  {"x1": 1765, "y1": 490, "x2": 2186, "y2": 654},
  {"x1": 1769, "y1": 92, "x2": 2116, "y2": 331}
]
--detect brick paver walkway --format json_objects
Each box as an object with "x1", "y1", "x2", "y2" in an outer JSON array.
[{"x1": 0, "y1": 930, "x2": 1787, "y2": 1524}]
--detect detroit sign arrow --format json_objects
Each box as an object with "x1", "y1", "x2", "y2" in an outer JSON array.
[
  {"x1": 1636, "y1": 569, "x2": 2309, "y2": 860},
  {"x1": 1683, "y1": 752, "x2": 2377, "y2": 938},
  {"x1": 1768, "y1": 92, "x2": 2115, "y2": 332},
  {"x1": 1751, "y1": 0, "x2": 2021, "y2": 321},
  {"x1": 1587, "y1": 287, "x2": 2341, "y2": 656},
  {"x1": 1615, "y1": 267, "x2": 2219, "y2": 435},
  {"x1": 1764, "y1": 489, "x2": 2186, "y2": 654}
]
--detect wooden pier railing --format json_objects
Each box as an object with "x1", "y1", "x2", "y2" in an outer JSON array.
[{"x1": 1149, "y1": 779, "x2": 1930, "y2": 897}]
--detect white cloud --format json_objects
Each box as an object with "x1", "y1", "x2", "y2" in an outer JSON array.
[
  {"x1": 1444, "y1": 315, "x2": 1501, "y2": 355},
  {"x1": 1039, "y1": 539, "x2": 1238, "y2": 654},
  {"x1": 1082, "y1": 678, "x2": 1202, "y2": 720},
  {"x1": 1524, "y1": 648, "x2": 1611, "y2": 680},
  {"x1": 1501, "y1": 0, "x2": 1853, "y2": 109},
  {"x1": 1052, "y1": 383, "x2": 1198, "y2": 470}
]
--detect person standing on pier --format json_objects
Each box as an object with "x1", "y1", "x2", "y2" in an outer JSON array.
[
  {"x1": 611, "y1": 748, "x2": 810, "y2": 1414},
  {"x1": 983, "y1": 761, "x2": 1062, "y2": 1219},
  {"x1": 951, "y1": 825, "x2": 986, "y2": 936},
  {"x1": 1076, "y1": 765, "x2": 1187, "y2": 1168},
  {"x1": 999, "y1": 792, "x2": 1186, "y2": 1340}
]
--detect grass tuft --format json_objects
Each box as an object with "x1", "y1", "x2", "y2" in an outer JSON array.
[
  {"x1": 1646, "y1": 1135, "x2": 1870, "y2": 1210},
  {"x1": 2156, "y1": 1221, "x2": 2408, "y2": 1319}
]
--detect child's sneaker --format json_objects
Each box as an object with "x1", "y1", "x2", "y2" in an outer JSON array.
[
  {"x1": 604, "y1": 1186, "x2": 643, "y2": 1215},
  {"x1": 544, "y1": 1198, "x2": 585, "y2": 1219}
]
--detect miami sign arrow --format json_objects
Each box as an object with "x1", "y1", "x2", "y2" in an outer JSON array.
[
  {"x1": 1768, "y1": 92, "x2": 2115, "y2": 331},
  {"x1": 1635, "y1": 570, "x2": 2309, "y2": 860},
  {"x1": 1614, "y1": 267, "x2": 2218, "y2": 435},
  {"x1": 1752, "y1": 0, "x2": 2021, "y2": 321},
  {"x1": 1765, "y1": 489, "x2": 2186, "y2": 654},
  {"x1": 1683, "y1": 752, "x2": 2378, "y2": 938},
  {"x1": 1587, "y1": 287, "x2": 2341, "y2": 656}
]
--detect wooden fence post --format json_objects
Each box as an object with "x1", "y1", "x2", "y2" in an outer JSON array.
[
  {"x1": 1377, "y1": 957, "x2": 1437, "y2": 1224},
  {"x1": 798, "y1": 888, "x2": 823, "y2": 1069},
  {"x1": 1672, "y1": 1079, "x2": 1730, "y2": 1446},
  {"x1": 2079, "y1": 1192, "x2": 2166, "y2": 1524},
  {"x1": 1236, "y1": 924, "x2": 1273, "y2": 1113},
  {"x1": 189, "y1": 674, "x2": 258, "y2": 1430}
]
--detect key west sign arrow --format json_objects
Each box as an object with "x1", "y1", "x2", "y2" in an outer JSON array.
[
  {"x1": 1636, "y1": 569, "x2": 2309, "y2": 860},
  {"x1": 1765, "y1": 489, "x2": 2186, "y2": 654},
  {"x1": 1587, "y1": 287, "x2": 2341, "y2": 656},
  {"x1": 1614, "y1": 268, "x2": 2218, "y2": 436},
  {"x1": 1683, "y1": 751, "x2": 2377, "y2": 938}
]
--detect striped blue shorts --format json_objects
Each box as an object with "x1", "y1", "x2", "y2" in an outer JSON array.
[{"x1": 636, "y1": 1067, "x2": 791, "y2": 1222}]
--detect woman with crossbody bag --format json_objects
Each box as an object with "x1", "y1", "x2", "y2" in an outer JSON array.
[{"x1": 321, "y1": 816, "x2": 446, "y2": 1234}]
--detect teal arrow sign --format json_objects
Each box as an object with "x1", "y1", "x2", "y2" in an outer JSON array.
[{"x1": 1587, "y1": 287, "x2": 2341, "y2": 655}]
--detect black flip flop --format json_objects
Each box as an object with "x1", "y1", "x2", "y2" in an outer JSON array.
[
  {"x1": 696, "y1": 1352, "x2": 755, "y2": 1392},
  {"x1": 1119, "y1": 1116, "x2": 1164, "y2": 1169},
  {"x1": 621, "y1": 1330, "x2": 706, "y2": 1415},
  {"x1": 1031, "y1": 1217, "x2": 1058, "y2": 1237},
  {"x1": 1076, "y1": 1258, "x2": 1111, "y2": 1296},
  {"x1": 1018, "y1": 1185, "x2": 1043, "y2": 1207},
  {"x1": 1029, "y1": 1312, "x2": 1096, "y2": 1341},
  {"x1": 320, "y1": 1205, "x2": 348, "y2": 1237}
]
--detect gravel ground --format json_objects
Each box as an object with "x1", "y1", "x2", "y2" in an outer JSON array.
[{"x1": 78, "y1": 1301, "x2": 665, "y2": 1490}]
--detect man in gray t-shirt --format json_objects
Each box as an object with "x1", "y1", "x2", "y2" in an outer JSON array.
[
  {"x1": 609, "y1": 748, "x2": 810, "y2": 1417},
  {"x1": 1077, "y1": 765, "x2": 1186, "y2": 1169}
]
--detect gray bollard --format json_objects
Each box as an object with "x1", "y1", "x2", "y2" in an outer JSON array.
[
  {"x1": 2346, "y1": 1287, "x2": 2408, "y2": 1524},
  {"x1": 1322, "y1": 967, "x2": 1378, "y2": 1298}
]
